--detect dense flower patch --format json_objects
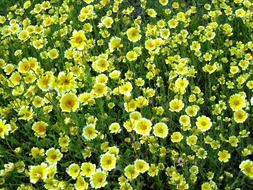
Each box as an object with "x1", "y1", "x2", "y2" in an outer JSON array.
[{"x1": 0, "y1": 0, "x2": 253, "y2": 189}]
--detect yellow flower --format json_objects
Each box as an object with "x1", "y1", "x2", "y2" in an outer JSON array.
[
  {"x1": 75, "y1": 176, "x2": 89, "y2": 190},
  {"x1": 81, "y1": 162, "x2": 96, "y2": 177},
  {"x1": 82, "y1": 124, "x2": 98, "y2": 140},
  {"x1": 119, "y1": 82, "x2": 133, "y2": 96},
  {"x1": 92, "y1": 59, "x2": 109, "y2": 73},
  {"x1": 124, "y1": 165, "x2": 139, "y2": 180},
  {"x1": 169, "y1": 99, "x2": 184, "y2": 112},
  {"x1": 175, "y1": 78, "x2": 189, "y2": 93},
  {"x1": 239, "y1": 160, "x2": 253, "y2": 178},
  {"x1": 32, "y1": 121, "x2": 48, "y2": 138},
  {"x1": 70, "y1": 30, "x2": 87, "y2": 50},
  {"x1": 186, "y1": 135, "x2": 198, "y2": 146},
  {"x1": 67, "y1": 163, "x2": 80, "y2": 179},
  {"x1": 179, "y1": 115, "x2": 191, "y2": 127},
  {"x1": 48, "y1": 48, "x2": 59, "y2": 59},
  {"x1": 159, "y1": 0, "x2": 168, "y2": 6},
  {"x1": 37, "y1": 71, "x2": 54, "y2": 91},
  {"x1": 148, "y1": 164, "x2": 159, "y2": 177},
  {"x1": 101, "y1": 16, "x2": 113, "y2": 28},
  {"x1": 109, "y1": 122, "x2": 121, "y2": 134},
  {"x1": 100, "y1": 153, "x2": 116, "y2": 171},
  {"x1": 60, "y1": 93, "x2": 79, "y2": 112},
  {"x1": 30, "y1": 147, "x2": 45, "y2": 159},
  {"x1": 185, "y1": 105, "x2": 199, "y2": 117},
  {"x1": 190, "y1": 41, "x2": 201, "y2": 52},
  {"x1": 229, "y1": 93, "x2": 246, "y2": 111},
  {"x1": 135, "y1": 118, "x2": 152, "y2": 136},
  {"x1": 109, "y1": 37, "x2": 122, "y2": 52},
  {"x1": 235, "y1": 8, "x2": 246, "y2": 18},
  {"x1": 126, "y1": 51, "x2": 138, "y2": 61},
  {"x1": 218, "y1": 150, "x2": 231, "y2": 163},
  {"x1": 127, "y1": 27, "x2": 141, "y2": 42},
  {"x1": 58, "y1": 135, "x2": 70, "y2": 148},
  {"x1": 234, "y1": 109, "x2": 248, "y2": 123},
  {"x1": 29, "y1": 163, "x2": 48, "y2": 184},
  {"x1": 18, "y1": 106, "x2": 34, "y2": 121},
  {"x1": 134, "y1": 159, "x2": 149, "y2": 173},
  {"x1": 90, "y1": 170, "x2": 107, "y2": 189},
  {"x1": 171, "y1": 132, "x2": 183, "y2": 143},
  {"x1": 0, "y1": 119, "x2": 11, "y2": 139},
  {"x1": 56, "y1": 72, "x2": 76, "y2": 93},
  {"x1": 153, "y1": 122, "x2": 168, "y2": 138},
  {"x1": 32, "y1": 96, "x2": 44, "y2": 108},
  {"x1": 46, "y1": 148, "x2": 63, "y2": 164},
  {"x1": 92, "y1": 83, "x2": 108, "y2": 98},
  {"x1": 196, "y1": 116, "x2": 212, "y2": 132}
]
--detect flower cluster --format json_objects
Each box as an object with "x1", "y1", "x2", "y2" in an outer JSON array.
[{"x1": 0, "y1": 0, "x2": 253, "y2": 189}]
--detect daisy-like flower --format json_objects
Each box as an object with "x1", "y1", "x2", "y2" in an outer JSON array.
[
  {"x1": 127, "y1": 27, "x2": 141, "y2": 42},
  {"x1": 82, "y1": 124, "x2": 98, "y2": 140},
  {"x1": 45, "y1": 148, "x2": 63, "y2": 164},
  {"x1": 229, "y1": 93, "x2": 246, "y2": 111},
  {"x1": 218, "y1": 150, "x2": 231, "y2": 163},
  {"x1": 239, "y1": 160, "x2": 253, "y2": 178},
  {"x1": 171, "y1": 132, "x2": 183, "y2": 143},
  {"x1": 75, "y1": 176, "x2": 89, "y2": 190},
  {"x1": 32, "y1": 121, "x2": 48, "y2": 138},
  {"x1": 59, "y1": 93, "x2": 79, "y2": 112},
  {"x1": 0, "y1": 119, "x2": 11, "y2": 139},
  {"x1": 100, "y1": 153, "x2": 116, "y2": 171},
  {"x1": 169, "y1": 99, "x2": 184, "y2": 112},
  {"x1": 124, "y1": 165, "x2": 139, "y2": 180},
  {"x1": 153, "y1": 122, "x2": 168, "y2": 138},
  {"x1": 29, "y1": 163, "x2": 48, "y2": 184},
  {"x1": 134, "y1": 159, "x2": 149, "y2": 173},
  {"x1": 196, "y1": 116, "x2": 212, "y2": 132},
  {"x1": 90, "y1": 169, "x2": 107, "y2": 189},
  {"x1": 66, "y1": 163, "x2": 80, "y2": 179},
  {"x1": 70, "y1": 30, "x2": 87, "y2": 50},
  {"x1": 81, "y1": 162, "x2": 96, "y2": 177},
  {"x1": 233, "y1": 109, "x2": 248, "y2": 123},
  {"x1": 135, "y1": 118, "x2": 152, "y2": 136}
]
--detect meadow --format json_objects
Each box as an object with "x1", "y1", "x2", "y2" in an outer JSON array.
[{"x1": 0, "y1": 0, "x2": 253, "y2": 189}]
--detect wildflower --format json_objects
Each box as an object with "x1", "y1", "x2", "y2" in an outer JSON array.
[
  {"x1": 171, "y1": 132, "x2": 183, "y2": 143},
  {"x1": 82, "y1": 124, "x2": 98, "y2": 140},
  {"x1": 59, "y1": 93, "x2": 79, "y2": 112},
  {"x1": 239, "y1": 160, "x2": 253, "y2": 178},
  {"x1": 134, "y1": 159, "x2": 149, "y2": 173},
  {"x1": 0, "y1": 119, "x2": 11, "y2": 139},
  {"x1": 229, "y1": 93, "x2": 246, "y2": 111},
  {"x1": 75, "y1": 176, "x2": 89, "y2": 190},
  {"x1": 92, "y1": 59, "x2": 109, "y2": 73},
  {"x1": 196, "y1": 116, "x2": 212, "y2": 132},
  {"x1": 46, "y1": 148, "x2": 63, "y2": 164},
  {"x1": 109, "y1": 122, "x2": 121, "y2": 134},
  {"x1": 153, "y1": 122, "x2": 168, "y2": 138},
  {"x1": 100, "y1": 153, "x2": 116, "y2": 171},
  {"x1": 90, "y1": 169, "x2": 107, "y2": 189},
  {"x1": 169, "y1": 99, "x2": 184, "y2": 112},
  {"x1": 135, "y1": 118, "x2": 152, "y2": 136},
  {"x1": 70, "y1": 30, "x2": 87, "y2": 50},
  {"x1": 67, "y1": 163, "x2": 80, "y2": 179},
  {"x1": 233, "y1": 109, "x2": 248, "y2": 123},
  {"x1": 218, "y1": 150, "x2": 231, "y2": 163},
  {"x1": 32, "y1": 121, "x2": 48, "y2": 138},
  {"x1": 109, "y1": 37, "x2": 122, "y2": 52},
  {"x1": 29, "y1": 163, "x2": 48, "y2": 184},
  {"x1": 81, "y1": 162, "x2": 96, "y2": 177},
  {"x1": 124, "y1": 165, "x2": 139, "y2": 180},
  {"x1": 127, "y1": 27, "x2": 141, "y2": 42}
]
